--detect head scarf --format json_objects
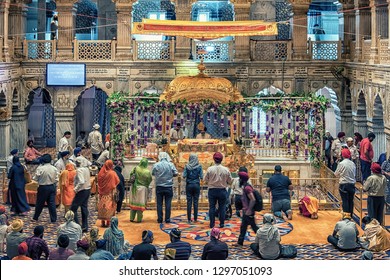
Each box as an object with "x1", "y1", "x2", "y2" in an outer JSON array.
[
  {"x1": 90, "y1": 227, "x2": 99, "y2": 241},
  {"x1": 371, "y1": 163, "x2": 381, "y2": 174},
  {"x1": 18, "y1": 242, "x2": 28, "y2": 255},
  {"x1": 12, "y1": 156, "x2": 22, "y2": 167},
  {"x1": 0, "y1": 214, "x2": 7, "y2": 226},
  {"x1": 158, "y1": 152, "x2": 171, "y2": 162},
  {"x1": 132, "y1": 158, "x2": 152, "y2": 196},
  {"x1": 238, "y1": 171, "x2": 249, "y2": 183},
  {"x1": 57, "y1": 234, "x2": 70, "y2": 248},
  {"x1": 109, "y1": 216, "x2": 124, "y2": 239},
  {"x1": 337, "y1": 132, "x2": 346, "y2": 138},
  {"x1": 77, "y1": 239, "x2": 90, "y2": 250},
  {"x1": 341, "y1": 149, "x2": 351, "y2": 159},
  {"x1": 93, "y1": 124, "x2": 100, "y2": 130},
  {"x1": 0, "y1": 205, "x2": 5, "y2": 214},
  {"x1": 60, "y1": 151, "x2": 70, "y2": 158},
  {"x1": 123, "y1": 240, "x2": 131, "y2": 252},
  {"x1": 74, "y1": 147, "x2": 82, "y2": 156},
  {"x1": 213, "y1": 152, "x2": 223, "y2": 163},
  {"x1": 95, "y1": 239, "x2": 107, "y2": 249},
  {"x1": 65, "y1": 210, "x2": 75, "y2": 224},
  {"x1": 261, "y1": 214, "x2": 278, "y2": 242},
  {"x1": 362, "y1": 250, "x2": 373, "y2": 260},
  {"x1": 346, "y1": 137, "x2": 354, "y2": 142},
  {"x1": 34, "y1": 225, "x2": 44, "y2": 236},
  {"x1": 65, "y1": 163, "x2": 75, "y2": 172},
  {"x1": 142, "y1": 230, "x2": 154, "y2": 243},
  {"x1": 98, "y1": 160, "x2": 120, "y2": 195},
  {"x1": 210, "y1": 228, "x2": 221, "y2": 240},
  {"x1": 11, "y1": 219, "x2": 23, "y2": 232},
  {"x1": 186, "y1": 154, "x2": 201, "y2": 170},
  {"x1": 170, "y1": 228, "x2": 181, "y2": 240},
  {"x1": 10, "y1": 149, "x2": 18, "y2": 155},
  {"x1": 41, "y1": 154, "x2": 52, "y2": 164}
]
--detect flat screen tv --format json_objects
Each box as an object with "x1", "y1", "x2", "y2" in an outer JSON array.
[{"x1": 46, "y1": 63, "x2": 86, "y2": 86}]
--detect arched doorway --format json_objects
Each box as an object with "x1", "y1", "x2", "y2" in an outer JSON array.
[
  {"x1": 354, "y1": 90, "x2": 368, "y2": 137},
  {"x1": 75, "y1": 86, "x2": 110, "y2": 141},
  {"x1": 26, "y1": 88, "x2": 56, "y2": 148},
  {"x1": 316, "y1": 87, "x2": 341, "y2": 137},
  {"x1": 372, "y1": 95, "x2": 386, "y2": 161}
]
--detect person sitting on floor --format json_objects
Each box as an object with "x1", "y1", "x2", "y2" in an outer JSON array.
[
  {"x1": 85, "y1": 227, "x2": 99, "y2": 257},
  {"x1": 361, "y1": 250, "x2": 374, "y2": 260},
  {"x1": 57, "y1": 210, "x2": 82, "y2": 252},
  {"x1": 103, "y1": 216, "x2": 125, "y2": 258},
  {"x1": 6, "y1": 219, "x2": 27, "y2": 260},
  {"x1": 359, "y1": 215, "x2": 390, "y2": 252},
  {"x1": 250, "y1": 213, "x2": 297, "y2": 259},
  {"x1": 131, "y1": 230, "x2": 158, "y2": 260},
  {"x1": 49, "y1": 234, "x2": 75, "y2": 260},
  {"x1": 298, "y1": 196, "x2": 319, "y2": 219},
  {"x1": 0, "y1": 206, "x2": 9, "y2": 253},
  {"x1": 90, "y1": 239, "x2": 114, "y2": 260},
  {"x1": 327, "y1": 213, "x2": 360, "y2": 251},
  {"x1": 12, "y1": 242, "x2": 32, "y2": 260},
  {"x1": 201, "y1": 227, "x2": 229, "y2": 260},
  {"x1": 165, "y1": 228, "x2": 192, "y2": 260},
  {"x1": 24, "y1": 140, "x2": 43, "y2": 164},
  {"x1": 67, "y1": 239, "x2": 90, "y2": 260},
  {"x1": 26, "y1": 225, "x2": 49, "y2": 260},
  {"x1": 96, "y1": 142, "x2": 110, "y2": 168}
]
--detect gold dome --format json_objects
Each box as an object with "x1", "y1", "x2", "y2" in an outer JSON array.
[{"x1": 160, "y1": 62, "x2": 243, "y2": 103}]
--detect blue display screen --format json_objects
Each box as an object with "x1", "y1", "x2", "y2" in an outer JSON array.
[{"x1": 46, "y1": 63, "x2": 86, "y2": 86}]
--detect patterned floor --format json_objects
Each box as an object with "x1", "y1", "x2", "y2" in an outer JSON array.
[{"x1": 160, "y1": 212, "x2": 293, "y2": 242}]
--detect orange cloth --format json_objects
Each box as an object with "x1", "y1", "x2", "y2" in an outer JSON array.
[
  {"x1": 105, "y1": 133, "x2": 110, "y2": 143},
  {"x1": 59, "y1": 163, "x2": 76, "y2": 206},
  {"x1": 98, "y1": 160, "x2": 119, "y2": 195},
  {"x1": 301, "y1": 196, "x2": 319, "y2": 215},
  {"x1": 360, "y1": 138, "x2": 374, "y2": 162},
  {"x1": 12, "y1": 255, "x2": 32, "y2": 260}
]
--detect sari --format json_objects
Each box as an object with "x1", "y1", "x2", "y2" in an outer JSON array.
[
  {"x1": 299, "y1": 196, "x2": 319, "y2": 218},
  {"x1": 361, "y1": 219, "x2": 390, "y2": 252},
  {"x1": 129, "y1": 158, "x2": 152, "y2": 212},
  {"x1": 97, "y1": 160, "x2": 120, "y2": 222},
  {"x1": 59, "y1": 163, "x2": 76, "y2": 211},
  {"x1": 103, "y1": 216, "x2": 125, "y2": 257}
]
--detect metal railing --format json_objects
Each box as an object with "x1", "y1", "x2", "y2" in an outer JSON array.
[
  {"x1": 74, "y1": 39, "x2": 116, "y2": 61},
  {"x1": 23, "y1": 39, "x2": 56, "y2": 60},
  {"x1": 250, "y1": 40, "x2": 292, "y2": 61},
  {"x1": 133, "y1": 39, "x2": 175, "y2": 61}
]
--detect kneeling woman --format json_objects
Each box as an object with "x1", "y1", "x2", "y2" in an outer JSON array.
[{"x1": 250, "y1": 213, "x2": 297, "y2": 259}]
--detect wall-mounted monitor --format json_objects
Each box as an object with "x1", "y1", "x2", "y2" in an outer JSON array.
[{"x1": 46, "y1": 63, "x2": 86, "y2": 86}]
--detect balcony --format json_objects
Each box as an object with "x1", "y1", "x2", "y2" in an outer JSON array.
[
  {"x1": 132, "y1": 39, "x2": 174, "y2": 61},
  {"x1": 23, "y1": 39, "x2": 56, "y2": 61},
  {"x1": 73, "y1": 39, "x2": 117, "y2": 61}
]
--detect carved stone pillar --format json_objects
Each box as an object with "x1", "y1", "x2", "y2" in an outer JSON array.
[
  {"x1": 1, "y1": 0, "x2": 10, "y2": 61},
  {"x1": 0, "y1": 119, "x2": 11, "y2": 159},
  {"x1": 113, "y1": 0, "x2": 133, "y2": 60},
  {"x1": 342, "y1": 2, "x2": 355, "y2": 59},
  {"x1": 369, "y1": 0, "x2": 378, "y2": 63},
  {"x1": 10, "y1": 111, "x2": 28, "y2": 152},
  {"x1": 341, "y1": 110, "x2": 353, "y2": 137},
  {"x1": 386, "y1": 129, "x2": 390, "y2": 156},
  {"x1": 56, "y1": 0, "x2": 77, "y2": 60},
  {"x1": 175, "y1": 1, "x2": 191, "y2": 60},
  {"x1": 9, "y1": 0, "x2": 28, "y2": 58},
  {"x1": 234, "y1": 1, "x2": 251, "y2": 61},
  {"x1": 291, "y1": 4, "x2": 309, "y2": 61}
]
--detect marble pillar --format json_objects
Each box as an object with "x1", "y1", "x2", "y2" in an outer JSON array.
[
  {"x1": 354, "y1": 7, "x2": 361, "y2": 61},
  {"x1": 10, "y1": 111, "x2": 28, "y2": 153},
  {"x1": 369, "y1": 0, "x2": 378, "y2": 63},
  {"x1": 54, "y1": 111, "x2": 76, "y2": 149},
  {"x1": 1, "y1": 0, "x2": 10, "y2": 61},
  {"x1": 0, "y1": 119, "x2": 10, "y2": 159},
  {"x1": 352, "y1": 114, "x2": 368, "y2": 137},
  {"x1": 115, "y1": 4, "x2": 132, "y2": 60},
  {"x1": 174, "y1": 1, "x2": 191, "y2": 60},
  {"x1": 342, "y1": 3, "x2": 355, "y2": 59},
  {"x1": 340, "y1": 110, "x2": 353, "y2": 138},
  {"x1": 56, "y1": 1, "x2": 77, "y2": 60},
  {"x1": 291, "y1": 4, "x2": 309, "y2": 61}
]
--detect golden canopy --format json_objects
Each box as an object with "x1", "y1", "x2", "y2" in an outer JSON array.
[{"x1": 160, "y1": 63, "x2": 243, "y2": 103}]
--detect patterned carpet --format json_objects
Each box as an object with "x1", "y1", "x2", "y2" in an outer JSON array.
[{"x1": 160, "y1": 212, "x2": 293, "y2": 242}]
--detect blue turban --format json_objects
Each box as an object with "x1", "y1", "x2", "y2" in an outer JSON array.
[
  {"x1": 60, "y1": 151, "x2": 70, "y2": 158},
  {"x1": 74, "y1": 147, "x2": 82, "y2": 156},
  {"x1": 95, "y1": 239, "x2": 107, "y2": 249},
  {"x1": 10, "y1": 149, "x2": 18, "y2": 155}
]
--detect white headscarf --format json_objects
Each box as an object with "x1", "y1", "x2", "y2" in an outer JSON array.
[
  {"x1": 158, "y1": 152, "x2": 171, "y2": 162},
  {"x1": 186, "y1": 153, "x2": 201, "y2": 170},
  {"x1": 260, "y1": 214, "x2": 279, "y2": 242}
]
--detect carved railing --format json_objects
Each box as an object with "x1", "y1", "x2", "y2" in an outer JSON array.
[
  {"x1": 23, "y1": 39, "x2": 56, "y2": 60},
  {"x1": 362, "y1": 38, "x2": 371, "y2": 61},
  {"x1": 350, "y1": 40, "x2": 356, "y2": 61},
  {"x1": 309, "y1": 40, "x2": 341, "y2": 60},
  {"x1": 246, "y1": 147, "x2": 305, "y2": 159},
  {"x1": 379, "y1": 38, "x2": 390, "y2": 64},
  {"x1": 74, "y1": 39, "x2": 116, "y2": 61},
  {"x1": 250, "y1": 40, "x2": 291, "y2": 61},
  {"x1": 133, "y1": 39, "x2": 174, "y2": 61},
  {"x1": 192, "y1": 40, "x2": 234, "y2": 62}
]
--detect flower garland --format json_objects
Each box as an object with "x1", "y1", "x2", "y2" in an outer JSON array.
[{"x1": 107, "y1": 91, "x2": 330, "y2": 166}]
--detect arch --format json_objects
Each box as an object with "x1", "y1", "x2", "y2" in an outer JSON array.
[
  {"x1": 12, "y1": 88, "x2": 18, "y2": 111},
  {"x1": 26, "y1": 87, "x2": 56, "y2": 148},
  {"x1": 354, "y1": 90, "x2": 368, "y2": 137},
  {"x1": 0, "y1": 90, "x2": 6, "y2": 108},
  {"x1": 191, "y1": 0, "x2": 234, "y2": 22},
  {"x1": 372, "y1": 94, "x2": 386, "y2": 161},
  {"x1": 316, "y1": 87, "x2": 341, "y2": 137},
  {"x1": 75, "y1": 86, "x2": 111, "y2": 141}
]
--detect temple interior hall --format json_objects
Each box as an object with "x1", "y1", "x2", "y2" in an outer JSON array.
[{"x1": 0, "y1": 0, "x2": 390, "y2": 260}]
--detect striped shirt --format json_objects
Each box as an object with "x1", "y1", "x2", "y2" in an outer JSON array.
[{"x1": 165, "y1": 240, "x2": 192, "y2": 260}]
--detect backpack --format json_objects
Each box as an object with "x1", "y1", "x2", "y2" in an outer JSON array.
[{"x1": 244, "y1": 184, "x2": 263, "y2": 212}]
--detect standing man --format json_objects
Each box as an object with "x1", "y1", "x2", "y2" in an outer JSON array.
[
  {"x1": 33, "y1": 154, "x2": 59, "y2": 223},
  {"x1": 70, "y1": 158, "x2": 91, "y2": 232},
  {"x1": 237, "y1": 171, "x2": 258, "y2": 246},
  {"x1": 58, "y1": 131, "x2": 72, "y2": 159},
  {"x1": 360, "y1": 132, "x2": 376, "y2": 182},
  {"x1": 266, "y1": 165, "x2": 293, "y2": 220},
  {"x1": 331, "y1": 132, "x2": 346, "y2": 171},
  {"x1": 152, "y1": 152, "x2": 178, "y2": 223},
  {"x1": 88, "y1": 124, "x2": 104, "y2": 161},
  {"x1": 334, "y1": 149, "x2": 356, "y2": 216},
  {"x1": 169, "y1": 123, "x2": 184, "y2": 144},
  {"x1": 324, "y1": 131, "x2": 333, "y2": 168},
  {"x1": 54, "y1": 151, "x2": 70, "y2": 172},
  {"x1": 50, "y1": 14, "x2": 58, "y2": 40},
  {"x1": 204, "y1": 152, "x2": 232, "y2": 228}
]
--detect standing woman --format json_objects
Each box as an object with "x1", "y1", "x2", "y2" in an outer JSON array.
[
  {"x1": 59, "y1": 163, "x2": 76, "y2": 215},
  {"x1": 183, "y1": 154, "x2": 203, "y2": 223},
  {"x1": 97, "y1": 160, "x2": 119, "y2": 227},
  {"x1": 129, "y1": 158, "x2": 152, "y2": 223},
  {"x1": 7, "y1": 156, "x2": 30, "y2": 216}
]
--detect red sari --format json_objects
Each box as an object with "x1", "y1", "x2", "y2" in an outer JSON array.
[{"x1": 97, "y1": 160, "x2": 119, "y2": 224}]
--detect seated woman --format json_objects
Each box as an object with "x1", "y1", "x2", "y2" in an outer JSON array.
[
  {"x1": 103, "y1": 216, "x2": 125, "y2": 257},
  {"x1": 359, "y1": 215, "x2": 390, "y2": 252},
  {"x1": 298, "y1": 196, "x2": 319, "y2": 219},
  {"x1": 201, "y1": 228, "x2": 229, "y2": 260},
  {"x1": 250, "y1": 213, "x2": 297, "y2": 259}
]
